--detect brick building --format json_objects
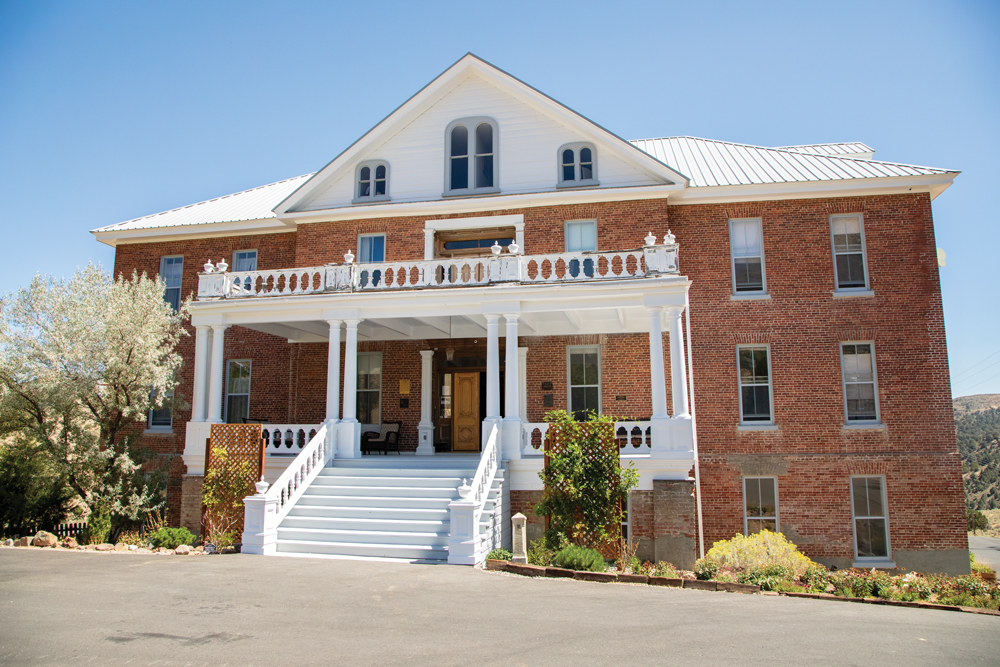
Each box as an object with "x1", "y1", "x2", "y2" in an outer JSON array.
[{"x1": 94, "y1": 54, "x2": 966, "y2": 573}]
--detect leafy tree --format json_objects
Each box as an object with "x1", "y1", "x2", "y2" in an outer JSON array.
[
  {"x1": 0, "y1": 264, "x2": 189, "y2": 526},
  {"x1": 967, "y1": 508, "x2": 990, "y2": 534},
  {"x1": 0, "y1": 439, "x2": 74, "y2": 536}
]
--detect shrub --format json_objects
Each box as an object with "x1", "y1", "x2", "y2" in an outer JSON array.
[
  {"x1": 486, "y1": 548, "x2": 512, "y2": 561},
  {"x1": 149, "y1": 527, "x2": 196, "y2": 549},
  {"x1": 737, "y1": 564, "x2": 795, "y2": 591},
  {"x1": 0, "y1": 440, "x2": 73, "y2": 537},
  {"x1": 704, "y1": 530, "x2": 816, "y2": 578},
  {"x1": 81, "y1": 507, "x2": 112, "y2": 545},
  {"x1": 801, "y1": 564, "x2": 832, "y2": 593},
  {"x1": 694, "y1": 558, "x2": 718, "y2": 581},
  {"x1": 527, "y1": 539, "x2": 556, "y2": 567},
  {"x1": 116, "y1": 530, "x2": 147, "y2": 547},
  {"x1": 553, "y1": 544, "x2": 607, "y2": 572},
  {"x1": 651, "y1": 561, "x2": 680, "y2": 578}
]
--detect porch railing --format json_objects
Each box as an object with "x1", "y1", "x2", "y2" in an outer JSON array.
[
  {"x1": 448, "y1": 421, "x2": 502, "y2": 565},
  {"x1": 197, "y1": 235, "x2": 680, "y2": 300},
  {"x1": 520, "y1": 420, "x2": 652, "y2": 456},
  {"x1": 262, "y1": 424, "x2": 320, "y2": 456},
  {"x1": 267, "y1": 421, "x2": 334, "y2": 524}
]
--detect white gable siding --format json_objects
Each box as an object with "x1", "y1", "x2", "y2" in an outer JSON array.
[{"x1": 298, "y1": 75, "x2": 661, "y2": 211}]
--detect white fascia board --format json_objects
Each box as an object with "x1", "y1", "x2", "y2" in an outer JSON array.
[
  {"x1": 669, "y1": 172, "x2": 959, "y2": 206},
  {"x1": 91, "y1": 218, "x2": 293, "y2": 247},
  {"x1": 277, "y1": 183, "x2": 685, "y2": 225}
]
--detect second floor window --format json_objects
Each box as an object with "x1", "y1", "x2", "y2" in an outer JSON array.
[
  {"x1": 841, "y1": 343, "x2": 879, "y2": 423},
  {"x1": 565, "y1": 220, "x2": 597, "y2": 277},
  {"x1": 446, "y1": 118, "x2": 498, "y2": 195},
  {"x1": 738, "y1": 346, "x2": 773, "y2": 423},
  {"x1": 831, "y1": 214, "x2": 869, "y2": 290},
  {"x1": 568, "y1": 346, "x2": 600, "y2": 421},
  {"x1": 729, "y1": 219, "x2": 766, "y2": 293},
  {"x1": 160, "y1": 256, "x2": 183, "y2": 311},
  {"x1": 354, "y1": 161, "x2": 389, "y2": 203},
  {"x1": 358, "y1": 234, "x2": 385, "y2": 288}
]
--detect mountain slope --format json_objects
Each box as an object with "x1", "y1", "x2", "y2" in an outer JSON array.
[{"x1": 955, "y1": 396, "x2": 1000, "y2": 510}]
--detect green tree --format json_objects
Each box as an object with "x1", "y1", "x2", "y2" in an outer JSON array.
[
  {"x1": 0, "y1": 439, "x2": 74, "y2": 536},
  {"x1": 967, "y1": 508, "x2": 990, "y2": 534},
  {"x1": 0, "y1": 264, "x2": 189, "y2": 526}
]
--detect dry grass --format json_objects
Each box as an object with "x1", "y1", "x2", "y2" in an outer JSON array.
[{"x1": 970, "y1": 509, "x2": 1000, "y2": 538}]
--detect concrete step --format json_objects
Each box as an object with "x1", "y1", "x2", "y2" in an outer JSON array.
[
  {"x1": 303, "y1": 484, "x2": 462, "y2": 499},
  {"x1": 318, "y1": 467, "x2": 477, "y2": 478},
  {"x1": 275, "y1": 538, "x2": 448, "y2": 561},
  {"x1": 285, "y1": 504, "x2": 450, "y2": 522},
  {"x1": 276, "y1": 526, "x2": 449, "y2": 547},
  {"x1": 310, "y1": 475, "x2": 470, "y2": 488},
  {"x1": 292, "y1": 494, "x2": 455, "y2": 509},
  {"x1": 280, "y1": 515, "x2": 449, "y2": 534}
]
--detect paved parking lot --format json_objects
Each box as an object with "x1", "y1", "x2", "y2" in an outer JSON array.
[{"x1": 1, "y1": 548, "x2": 998, "y2": 666}]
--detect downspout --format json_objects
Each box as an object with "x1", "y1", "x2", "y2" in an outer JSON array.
[{"x1": 684, "y1": 292, "x2": 705, "y2": 560}]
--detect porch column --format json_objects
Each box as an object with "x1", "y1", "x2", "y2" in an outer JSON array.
[
  {"x1": 647, "y1": 308, "x2": 669, "y2": 420},
  {"x1": 665, "y1": 305, "x2": 690, "y2": 418},
  {"x1": 416, "y1": 350, "x2": 435, "y2": 455},
  {"x1": 191, "y1": 325, "x2": 210, "y2": 422},
  {"x1": 325, "y1": 319, "x2": 342, "y2": 422},
  {"x1": 207, "y1": 325, "x2": 229, "y2": 423},
  {"x1": 502, "y1": 313, "x2": 521, "y2": 460},
  {"x1": 424, "y1": 228, "x2": 435, "y2": 261},
  {"x1": 338, "y1": 318, "x2": 363, "y2": 458},
  {"x1": 485, "y1": 314, "x2": 501, "y2": 419}
]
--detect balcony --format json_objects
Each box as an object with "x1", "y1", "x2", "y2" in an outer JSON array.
[{"x1": 197, "y1": 235, "x2": 679, "y2": 301}]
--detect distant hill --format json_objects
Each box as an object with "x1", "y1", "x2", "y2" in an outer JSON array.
[{"x1": 955, "y1": 395, "x2": 1000, "y2": 510}]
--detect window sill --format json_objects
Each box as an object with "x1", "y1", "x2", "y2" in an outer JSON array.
[
  {"x1": 737, "y1": 424, "x2": 779, "y2": 432},
  {"x1": 351, "y1": 196, "x2": 391, "y2": 205},
  {"x1": 144, "y1": 427, "x2": 174, "y2": 435},
  {"x1": 556, "y1": 180, "x2": 600, "y2": 189},
  {"x1": 832, "y1": 289, "x2": 875, "y2": 299},
  {"x1": 842, "y1": 422, "x2": 886, "y2": 431},
  {"x1": 731, "y1": 293, "x2": 771, "y2": 301},
  {"x1": 441, "y1": 187, "x2": 501, "y2": 198},
  {"x1": 853, "y1": 560, "x2": 896, "y2": 569}
]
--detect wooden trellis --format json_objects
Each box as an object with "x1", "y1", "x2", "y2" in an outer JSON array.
[
  {"x1": 202, "y1": 424, "x2": 265, "y2": 543},
  {"x1": 543, "y1": 422, "x2": 622, "y2": 559}
]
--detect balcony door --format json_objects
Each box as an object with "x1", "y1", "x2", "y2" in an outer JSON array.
[{"x1": 453, "y1": 372, "x2": 480, "y2": 451}]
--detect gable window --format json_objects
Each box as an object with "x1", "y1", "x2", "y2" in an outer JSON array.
[
  {"x1": 565, "y1": 220, "x2": 597, "y2": 277},
  {"x1": 830, "y1": 214, "x2": 869, "y2": 290},
  {"x1": 568, "y1": 345, "x2": 600, "y2": 421},
  {"x1": 557, "y1": 142, "x2": 598, "y2": 188},
  {"x1": 841, "y1": 343, "x2": 880, "y2": 423},
  {"x1": 729, "y1": 219, "x2": 766, "y2": 294},
  {"x1": 357, "y1": 352, "x2": 382, "y2": 425},
  {"x1": 743, "y1": 477, "x2": 778, "y2": 535},
  {"x1": 225, "y1": 359, "x2": 251, "y2": 424},
  {"x1": 851, "y1": 476, "x2": 891, "y2": 562},
  {"x1": 358, "y1": 233, "x2": 385, "y2": 288},
  {"x1": 445, "y1": 117, "x2": 499, "y2": 196},
  {"x1": 738, "y1": 345, "x2": 773, "y2": 424},
  {"x1": 353, "y1": 161, "x2": 390, "y2": 204},
  {"x1": 160, "y1": 256, "x2": 183, "y2": 312}
]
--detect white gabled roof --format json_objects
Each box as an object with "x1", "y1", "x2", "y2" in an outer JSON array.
[
  {"x1": 93, "y1": 174, "x2": 312, "y2": 233},
  {"x1": 775, "y1": 142, "x2": 874, "y2": 160},
  {"x1": 630, "y1": 137, "x2": 955, "y2": 189}
]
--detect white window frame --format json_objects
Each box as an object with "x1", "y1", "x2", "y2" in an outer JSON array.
[
  {"x1": 352, "y1": 160, "x2": 390, "y2": 204},
  {"x1": 357, "y1": 351, "x2": 382, "y2": 427},
  {"x1": 743, "y1": 477, "x2": 778, "y2": 535},
  {"x1": 567, "y1": 345, "x2": 601, "y2": 420},
  {"x1": 840, "y1": 341, "x2": 881, "y2": 425},
  {"x1": 736, "y1": 344, "x2": 774, "y2": 425},
  {"x1": 232, "y1": 249, "x2": 258, "y2": 272},
  {"x1": 357, "y1": 233, "x2": 386, "y2": 263},
  {"x1": 830, "y1": 214, "x2": 870, "y2": 292},
  {"x1": 224, "y1": 359, "x2": 252, "y2": 424},
  {"x1": 444, "y1": 117, "x2": 500, "y2": 197},
  {"x1": 728, "y1": 218, "x2": 767, "y2": 295},
  {"x1": 159, "y1": 255, "x2": 183, "y2": 312},
  {"x1": 146, "y1": 387, "x2": 173, "y2": 432},
  {"x1": 557, "y1": 142, "x2": 599, "y2": 188},
  {"x1": 564, "y1": 219, "x2": 598, "y2": 252},
  {"x1": 849, "y1": 475, "x2": 892, "y2": 564}
]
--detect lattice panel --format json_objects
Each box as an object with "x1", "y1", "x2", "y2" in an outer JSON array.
[
  {"x1": 202, "y1": 424, "x2": 265, "y2": 543},
  {"x1": 544, "y1": 422, "x2": 622, "y2": 559}
]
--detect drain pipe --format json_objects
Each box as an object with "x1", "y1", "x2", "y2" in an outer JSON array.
[{"x1": 684, "y1": 292, "x2": 705, "y2": 560}]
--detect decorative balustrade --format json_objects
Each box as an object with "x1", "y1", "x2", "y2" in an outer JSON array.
[
  {"x1": 262, "y1": 424, "x2": 320, "y2": 456},
  {"x1": 198, "y1": 235, "x2": 680, "y2": 300},
  {"x1": 448, "y1": 421, "x2": 502, "y2": 565},
  {"x1": 267, "y1": 422, "x2": 333, "y2": 524},
  {"x1": 520, "y1": 420, "x2": 652, "y2": 456}
]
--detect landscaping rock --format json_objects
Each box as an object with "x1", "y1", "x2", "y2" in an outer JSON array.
[
  {"x1": 14, "y1": 537, "x2": 33, "y2": 547},
  {"x1": 60, "y1": 537, "x2": 79, "y2": 549},
  {"x1": 648, "y1": 576, "x2": 683, "y2": 587},
  {"x1": 506, "y1": 563, "x2": 545, "y2": 577},
  {"x1": 485, "y1": 559, "x2": 508, "y2": 571},
  {"x1": 114, "y1": 543, "x2": 128, "y2": 552},
  {"x1": 544, "y1": 567, "x2": 575, "y2": 578},
  {"x1": 683, "y1": 580, "x2": 718, "y2": 591},
  {"x1": 136, "y1": 548, "x2": 153, "y2": 554},
  {"x1": 174, "y1": 544, "x2": 191, "y2": 555},
  {"x1": 84, "y1": 544, "x2": 97, "y2": 550},
  {"x1": 127, "y1": 544, "x2": 137, "y2": 551},
  {"x1": 193, "y1": 545, "x2": 204, "y2": 553},
  {"x1": 573, "y1": 571, "x2": 618, "y2": 583},
  {"x1": 94, "y1": 543, "x2": 114, "y2": 551},
  {"x1": 32, "y1": 531, "x2": 58, "y2": 548},
  {"x1": 717, "y1": 582, "x2": 760, "y2": 594},
  {"x1": 3, "y1": 538, "x2": 13, "y2": 547}
]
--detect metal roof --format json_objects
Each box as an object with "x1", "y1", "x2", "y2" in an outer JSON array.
[
  {"x1": 774, "y1": 142, "x2": 874, "y2": 158},
  {"x1": 630, "y1": 137, "x2": 954, "y2": 189},
  {"x1": 92, "y1": 174, "x2": 313, "y2": 232}
]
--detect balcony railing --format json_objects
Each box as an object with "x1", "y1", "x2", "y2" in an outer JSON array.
[{"x1": 197, "y1": 234, "x2": 679, "y2": 301}]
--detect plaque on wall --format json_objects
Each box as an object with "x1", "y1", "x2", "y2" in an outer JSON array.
[
  {"x1": 541, "y1": 382, "x2": 553, "y2": 390},
  {"x1": 543, "y1": 394, "x2": 554, "y2": 407},
  {"x1": 399, "y1": 379, "x2": 411, "y2": 395},
  {"x1": 616, "y1": 395, "x2": 627, "y2": 401},
  {"x1": 400, "y1": 398, "x2": 409, "y2": 409}
]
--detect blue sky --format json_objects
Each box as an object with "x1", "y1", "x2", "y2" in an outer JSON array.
[{"x1": 1, "y1": 0, "x2": 997, "y2": 396}]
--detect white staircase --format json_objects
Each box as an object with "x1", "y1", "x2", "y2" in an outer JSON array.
[{"x1": 274, "y1": 456, "x2": 505, "y2": 562}]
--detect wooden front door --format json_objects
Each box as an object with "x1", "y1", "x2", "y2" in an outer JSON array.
[{"x1": 453, "y1": 372, "x2": 480, "y2": 451}]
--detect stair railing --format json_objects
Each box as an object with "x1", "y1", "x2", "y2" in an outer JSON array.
[{"x1": 448, "y1": 421, "x2": 501, "y2": 565}]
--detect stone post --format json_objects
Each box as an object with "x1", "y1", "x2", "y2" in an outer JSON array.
[{"x1": 511, "y1": 512, "x2": 527, "y2": 564}]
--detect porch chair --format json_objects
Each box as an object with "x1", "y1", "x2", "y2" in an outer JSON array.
[{"x1": 361, "y1": 421, "x2": 402, "y2": 455}]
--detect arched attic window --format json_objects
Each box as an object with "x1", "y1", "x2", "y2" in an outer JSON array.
[
  {"x1": 557, "y1": 142, "x2": 599, "y2": 188},
  {"x1": 445, "y1": 117, "x2": 500, "y2": 196},
  {"x1": 353, "y1": 160, "x2": 390, "y2": 204}
]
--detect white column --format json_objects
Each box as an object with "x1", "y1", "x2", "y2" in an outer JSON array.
[
  {"x1": 485, "y1": 314, "x2": 501, "y2": 419},
  {"x1": 502, "y1": 313, "x2": 522, "y2": 461},
  {"x1": 666, "y1": 305, "x2": 690, "y2": 418},
  {"x1": 191, "y1": 325, "x2": 210, "y2": 422},
  {"x1": 325, "y1": 320, "x2": 342, "y2": 422},
  {"x1": 518, "y1": 347, "x2": 528, "y2": 422},
  {"x1": 424, "y1": 228, "x2": 436, "y2": 260},
  {"x1": 417, "y1": 350, "x2": 435, "y2": 455},
  {"x1": 514, "y1": 222, "x2": 525, "y2": 255},
  {"x1": 338, "y1": 319, "x2": 362, "y2": 459},
  {"x1": 207, "y1": 324, "x2": 228, "y2": 423},
  {"x1": 647, "y1": 308, "x2": 669, "y2": 419}
]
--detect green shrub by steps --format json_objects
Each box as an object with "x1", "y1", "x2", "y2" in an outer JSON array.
[
  {"x1": 149, "y1": 527, "x2": 196, "y2": 550},
  {"x1": 486, "y1": 548, "x2": 512, "y2": 561},
  {"x1": 552, "y1": 544, "x2": 607, "y2": 572},
  {"x1": 527, "y1": 539, "x2": 556, "y2": 566}
]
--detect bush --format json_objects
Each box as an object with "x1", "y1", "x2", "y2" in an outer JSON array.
[
  {"x1": 737, "y1": 564, "x2": 795, "y2": 591},
  {"x1": 486, "y1": 548, "x2": 512, "y2": 561},
  {"x1": 0, "y1": 440, "x2": 73, "y2": 537},
  {"x1": 801, "y1": 564, "x2": 832, "y2": 593},
  {"x1": 694, "y1": 558, "x2": 718, "y2": 581},
  {"x1": 81, "y1": 507, "x2": 112, "y2": 545},
  {"x1": 650, "y1": 561, "x2": 680, "y2": 578},
  {"x1": 527, "y1": 539, "x2": 556, "y2": 567},
  {"x1": 553, "y1": 544, "x2": 607, "y2": 572},
  {"x1": 967, "y1": 508, "x2": 990, "y2": 534},
  {"x1": 149, "y1": 527, "x2": 196, "y2": 549},
  {"x1": 704, "y1": 530, "x2": 816, "y2": 578}
]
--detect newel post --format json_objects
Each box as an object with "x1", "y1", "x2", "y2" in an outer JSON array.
[
  {"x1": 241, "y1": 479, "x2": 278, "y2": 555},
  {"x1": 448, "y1": 479, "x2": 478, "y2": 565},
  {"x1": 511, "y1": 513, "x2": 527, "y2": 563}
]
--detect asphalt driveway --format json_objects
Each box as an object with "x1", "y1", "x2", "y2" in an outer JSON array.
[{"x1": 1, "y1": 549, "x2": 998, "y2": 666}]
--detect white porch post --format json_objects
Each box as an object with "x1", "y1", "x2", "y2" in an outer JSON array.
[
  {"x1": 338, "y1": 318, "x2": 362, "y2": 458},
  {"x1": 207, "y1": 324, "x2": 228, "y2": 423},
  {"x1": 325, "y1": 319, "x2": 342, "y2": 422},
  {"x1": 666, "y1": 305, "x2": 690, "y2": 418},
  {"x1": 646, "y1": 308, "x2": 671, "y2": 457},
  {"x1": 485, "y1": 315, "x2": 501, "y2": 419},
  {"x1": 518, "y1": 346, "x2": 527, "y2": 422},
  {"x1": 502, "y1": 313, "x2": 522, "y2": 461},
  {"x1": 191, "y1": 325, "x2": 210, "y2": 422},
  {"x1": 417, "y1": 350, "x2": 435, "y2": 455},
  {"x1": 424, "y1": 228, "x2": 436, "y2": 261}
]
